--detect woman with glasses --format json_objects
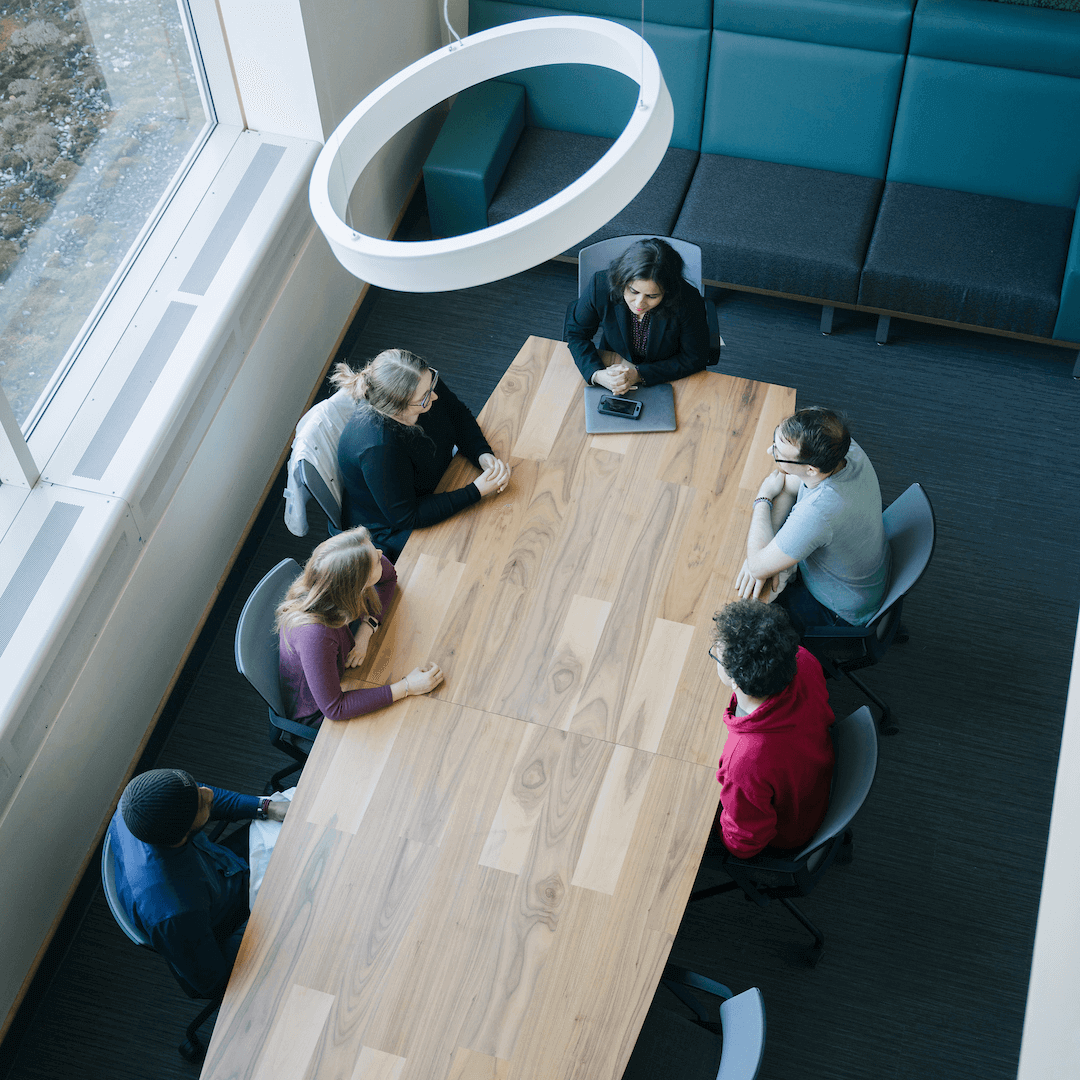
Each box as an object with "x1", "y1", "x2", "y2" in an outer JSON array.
[{"x1": 333, "y1": 349, "x2": 510, "y2": 561}]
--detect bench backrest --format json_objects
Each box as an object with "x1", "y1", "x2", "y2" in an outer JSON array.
[
  {"x1": 887, "y1": 0, "x2": 1080, "y2": 209},
  {"x1": 700, "y1": 0, "x2": 915, "y2": 180},
  {"x1": 469, "y1": 0, "x2": 711, "y2": 151}
]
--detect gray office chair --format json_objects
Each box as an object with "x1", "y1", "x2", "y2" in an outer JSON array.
[
  {"x1": 803, "y1": 483, "x2": 936, "y2": 735},
  {"x1": 623, "y1": 964, "x2": 766, "y2": 1080},
  {"x1": 235, "y1": 558, "x2": 316, "y2": 792},
  {"x1": 297, "y1": 457, "x2": 342, "y2": 534},
  {"x1": 691, "y1": 706, "x2": 879, "y2": 966},
  {"x1": 575, "y1": 235, "x2": 723, "y2": 362},
  {"x1": 101, "y1": 833, "x2": 224, "y2": 1063}
]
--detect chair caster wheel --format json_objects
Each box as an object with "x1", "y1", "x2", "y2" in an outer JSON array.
[{"x1": 179, "y1": 1037, "x2": 205, "y2": 1064}]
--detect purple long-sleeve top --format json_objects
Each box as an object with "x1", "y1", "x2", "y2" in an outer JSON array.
[{"x1": 278, "y1": 554, "x2": 397, "y2": 722}]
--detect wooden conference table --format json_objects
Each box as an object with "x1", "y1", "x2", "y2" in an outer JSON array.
[{"x1": 202, "y1": 338, "x2": 794, "y2": 1080}]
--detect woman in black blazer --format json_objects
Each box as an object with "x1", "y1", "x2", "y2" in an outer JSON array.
[{"x1": 564, "y1": 238, "x2": 711, "y2": 395}]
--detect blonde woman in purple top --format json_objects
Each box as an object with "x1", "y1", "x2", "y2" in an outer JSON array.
[{"x1": 276, "y1": 526, "x2": 442, "y2": 724}]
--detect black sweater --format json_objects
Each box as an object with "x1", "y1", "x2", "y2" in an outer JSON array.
[{"x1": 337, "y1": 379, "x2": 492, "y2": 561}]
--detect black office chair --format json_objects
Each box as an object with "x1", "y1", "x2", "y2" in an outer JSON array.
[
  {"x1": 297, "y1": 457, "x2": 343, "y2": 534},
  {"x1": 623, "y1": 964, "x2": 766, "y2": 1080},
  {"x1": 691, "y1": 706, "x2": 879, "y2": 966},
  {"x1": 575, "y1": 234, "x2": 723, "y2": 363},
  {"x1": 101, "y1": 832, "x2": 225, "y2": 1063},
  {"x1": 802, "y1": 482, "x2": 936, "y2": 735},
  {"x1": 235, "y1": 558, "x2": 315, "y2": 792}
]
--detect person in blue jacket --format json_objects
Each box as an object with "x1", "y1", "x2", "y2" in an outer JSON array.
[
  {"x1": 108, "y1": 768, "x2": 287, "y2": 998},
  {"x1": 564, "y1": 237, "x2": 711, "y2": 395}
]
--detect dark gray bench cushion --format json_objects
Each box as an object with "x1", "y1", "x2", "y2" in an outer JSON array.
[
  {"x1": 673, "y1": 154, "x2": 884, "y2": 304},
  {"x1": 858, "y1": 182, "x2": 1073, "y2": 338},
  {"x1": 486, "y1": 127, "x2": 699, "y2": 255}
]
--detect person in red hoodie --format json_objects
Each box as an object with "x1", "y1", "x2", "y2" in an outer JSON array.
[{"x1": 708, "y1": 599, "x2": 835, "y2": 859}]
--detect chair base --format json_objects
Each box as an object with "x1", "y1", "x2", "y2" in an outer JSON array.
[
  {"x1": 816, "y1": 655, "x2": 899, "y2": 736},
  {"x1": 178, "y1": 994, "x2": 221, "y2": 1063},
  {"x1": 267, "y1": 760, "x2": 303, "y2": 794},
  {"x1": 689, "y1": 879, "x2": 740, "y2": 904}
]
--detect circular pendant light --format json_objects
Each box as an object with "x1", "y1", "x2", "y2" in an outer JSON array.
[{"x1": 309, "y1": 16, "x2": 673, "y2": 292}]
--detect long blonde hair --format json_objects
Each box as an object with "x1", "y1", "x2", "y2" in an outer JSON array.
[
  {"x1": 331, "y1": 348, "x2": 429, "y2": 417},
  {"x1": 276, "y1": 527, "x2": 382, "y2": 640}
]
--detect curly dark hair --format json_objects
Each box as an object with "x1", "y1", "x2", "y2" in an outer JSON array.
[
  {"x1": 779, "y1": 407, "x2": 851, "y2": 475},
  {"x1": 711, "y1": 600, "x2": 799, "y2": 699},
  {"x1": 606, "y1": 238, "x2": 686, "y2": 316}
]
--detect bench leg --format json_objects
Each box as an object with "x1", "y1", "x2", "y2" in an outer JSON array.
[
  {"x1": 820, "y1": 306, "x2": 835, "y2": 335},
  {"x1": 1073, "y1": 350, "x2": 1080, "y2": 380},
  {"x1": 875, "y1": 315, "x2": 891, "y2": 345}
]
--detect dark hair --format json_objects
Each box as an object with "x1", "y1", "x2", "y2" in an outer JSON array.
[
  {"x1": 607, "y1": 238, "x2": 686, "y2": 316},
  {"x1": 120, "y1": 768, "x2": 201, "y2": 846},
  {"x1": 711, "y1": 600, "x2": 800, "y2": 699},
  {"x1": 779, "y1": 407, "x2": 851, "y2": 475}
]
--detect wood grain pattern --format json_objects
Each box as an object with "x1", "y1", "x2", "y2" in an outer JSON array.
[
  {"x1": 616, "y1": 618, "x2": 697, "y2": 753},
  {"x1": 351, "y1": 1047, "x2": 407, "y2": 1080},
  {"x1": 250, "y1": 983, "x2": 335, "y2": 1080},
  {"x1": 201, "y1": 340, "x2": 793, "y2": 1080}
]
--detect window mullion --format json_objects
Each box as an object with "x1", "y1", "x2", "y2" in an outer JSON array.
[{"x1": 0, "y1": 388, "x2": 39, "y2": 488}]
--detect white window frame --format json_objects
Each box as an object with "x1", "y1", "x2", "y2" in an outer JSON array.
[{"x1": 0, "y1": 0, "x2": 240, "y2": 483}]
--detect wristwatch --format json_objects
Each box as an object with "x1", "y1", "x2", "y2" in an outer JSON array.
[
  {"x1": 255, "y1": 796, "x2": 271, "y2": 820},
  {"x1": 361, "y1": 615, "x2": 379, "y2": 632}
]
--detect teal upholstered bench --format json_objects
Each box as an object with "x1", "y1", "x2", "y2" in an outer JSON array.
[
  {"x1": 424, "y1": 0, "x2": 711, "y2": 253},
  {"x1": 422, "y1": 81, "x2": 525, "y2": 238}
]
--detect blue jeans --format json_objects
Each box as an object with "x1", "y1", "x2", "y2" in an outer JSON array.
[{"x1": 776, "y1": 576, "x2": 850, "y2": 639}]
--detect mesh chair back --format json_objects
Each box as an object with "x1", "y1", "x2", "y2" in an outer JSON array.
[
  {"x1": 870, "y1": 483, "x2": 936, "y2": 624},
  {"x1": 297, "y1": 458, "x2": 343, "y2": 532},
  {"x1": 578, "y1": 235, "x2": 705, "y2": 296},
  {"x1": 717, "y1": 987, "x2": 767, "y2": 1080},
  {"x1": 101, "y1": 834, "x2": 151, "y2": 948},
  {"x1": 796, "y1": 706, "x2": 878, "y2": 863},
  {"x1": 235, "y1": 558, "x2": 301, "y2": 718}
]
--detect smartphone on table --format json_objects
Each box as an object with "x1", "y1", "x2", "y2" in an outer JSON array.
[{"x1": 597, "y1": 395, "x2": 642, "y2": 419}]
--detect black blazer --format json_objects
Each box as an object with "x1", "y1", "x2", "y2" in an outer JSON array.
[{"x1": 564, "y1": 271, "x2": 710, "y2": 386}]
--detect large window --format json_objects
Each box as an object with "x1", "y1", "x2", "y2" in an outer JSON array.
[{"x1": 0, "y1": 0, "x2": 212, "y2": 430}]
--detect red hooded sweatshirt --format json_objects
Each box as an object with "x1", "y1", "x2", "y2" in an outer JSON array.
[{"x1": 716, "y1": 647, "x2": 835, "y2": 858}]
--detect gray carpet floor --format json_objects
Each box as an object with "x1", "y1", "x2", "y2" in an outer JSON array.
[{"x1": 3, "y1": 252, "x2": 1078, "y2": 1080}]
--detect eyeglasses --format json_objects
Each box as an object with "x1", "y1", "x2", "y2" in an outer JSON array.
[
  {"x1": 410, "y1": 369, "x2": 439, "y2": 408},
  {"x1": 708, "y1": 642, "x2": 722, "y2": 665},
  {"x1": 768, "y1": 442, "x2": 806, "y2": 466}
]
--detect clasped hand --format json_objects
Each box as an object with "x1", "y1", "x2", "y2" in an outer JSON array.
[
  {"x1": 345, "y1": 620, "x2": 376, "y2": 668},
  {"x1": 594, "y1": 361, "x2": 639, "y2": 396},
  {"x1": 475, "y1": 453, "x2": 512, "y2": 497},
  {"x1": 404, "y1": 662, "x2": 443, "y2": 696}
]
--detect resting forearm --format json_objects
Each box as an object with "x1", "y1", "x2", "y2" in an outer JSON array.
[{"x1": 746, "y1": 501, "x2": 777, "y2": 564}]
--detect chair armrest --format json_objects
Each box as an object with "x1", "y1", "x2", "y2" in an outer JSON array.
[
  {"x1": 662, "y1": 964, "x2": 734, "y2": 1002},
  {"x1": 269, "y1": 710, "x2": 317, "y2": 743},
  {"x1": 423, "y1": 82, "x2": 525, "y2": 238},
  {"x1": 1054, "y1": 204, "x2": 1080, "y2": 344}
]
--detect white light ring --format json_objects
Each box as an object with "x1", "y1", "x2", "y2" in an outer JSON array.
[{"x1": 309, "y1": 16, "x2": 674, "y2": 292}]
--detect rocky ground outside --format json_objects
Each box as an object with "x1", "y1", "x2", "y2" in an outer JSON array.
[{"x1": 0, "y1": 0, "x2": 207, "y2": 425}]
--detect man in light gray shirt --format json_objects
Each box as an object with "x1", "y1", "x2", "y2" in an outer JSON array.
[{"x1": 735, "y1": 407, "x2": 891, "y2": 633}]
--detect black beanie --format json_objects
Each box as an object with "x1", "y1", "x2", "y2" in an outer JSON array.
[{"x1": 120, "y1": 769, "x2": 200, "y2": 845}]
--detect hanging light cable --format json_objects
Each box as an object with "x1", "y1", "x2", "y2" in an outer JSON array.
[{"x1": 309, "y1": 15, "x2": 672, "y2": 293}]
